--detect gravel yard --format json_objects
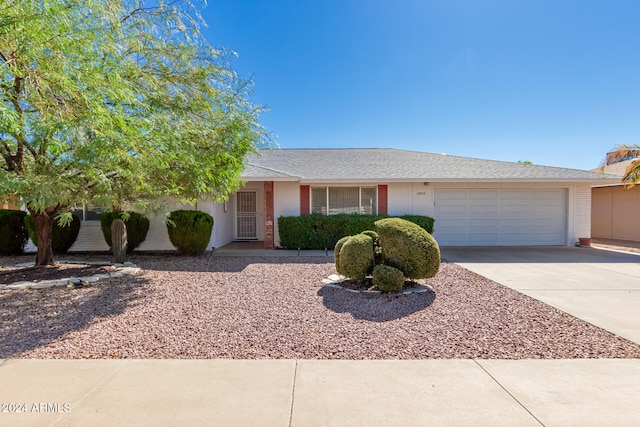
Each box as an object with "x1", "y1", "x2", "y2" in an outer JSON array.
[{"x1": 2, "y1": 254, "x2": 640, "y2": 359}]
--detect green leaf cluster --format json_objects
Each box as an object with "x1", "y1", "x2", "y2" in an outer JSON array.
[
  {"x1": 166, "y1": 209, "x2": 213, "y2": 255},
  {"x1": 0, "y1": 0, "x2": 270, "y2": 263},
  {"x1": 277, "y1": 214, "x2": 435, "y2": 249},
  {"x1": 99, "y1": 211, "x2": 150, "y2": 252},
  {"x1": 0, "y1": 209, "x2": 28, "y2": 255},
  {"x1": 24, "y1": 213, "x2": 81, "y2": 253}
]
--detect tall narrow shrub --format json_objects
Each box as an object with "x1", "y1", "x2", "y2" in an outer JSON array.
[
  {"x1": 0, "y1": 210, "x2": 28, "y2": 255},
  {"x1": 166, "y1": 210, "x2": 214, "y2": 255}
]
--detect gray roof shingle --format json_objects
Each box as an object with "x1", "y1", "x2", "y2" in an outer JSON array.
[{"x1": 243, "y1": 148, "x2": 618, "y2": 183}]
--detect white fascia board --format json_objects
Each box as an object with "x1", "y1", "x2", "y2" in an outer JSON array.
[
  {"x1": 298, "y1": 177, "x2": 621, "y2": 185},
  {"x1": 241, "y1": 176, "x2": 300, "y2": 182}
]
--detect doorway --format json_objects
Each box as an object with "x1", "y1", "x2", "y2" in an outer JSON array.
[{"x1": 236, "y1": 191, "x2": 258, "y2": 240}]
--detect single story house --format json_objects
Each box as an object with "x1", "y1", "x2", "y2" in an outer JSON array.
[
  {"x1": 592, "y1": 159, "x2": 640, "y2": 242},
  {"x1": 53, "y1": 148, "x2": 618, "y2": 252}
]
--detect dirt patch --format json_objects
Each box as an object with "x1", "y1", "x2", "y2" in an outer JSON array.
[{"x1": 0, "y1": 264, "x2": 116, "y2": 284}]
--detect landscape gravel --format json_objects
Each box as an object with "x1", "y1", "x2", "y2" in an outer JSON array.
[{"x1": 2, "y1": 254, "x2": 640, "y2": 359}]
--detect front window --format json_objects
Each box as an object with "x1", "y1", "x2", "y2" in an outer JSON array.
[
  {"x1": 73, "y1": 206, "x2": 107, "y2": 221},
  {"x1": 311, "y1": 186, "x2": 377, "y2": 215}
]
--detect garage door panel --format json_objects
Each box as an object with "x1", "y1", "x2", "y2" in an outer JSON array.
[
  {"x1": 436, "y1": 232, "x2": 468, "y2": 245},
  {"x1": 469, "y1": 234, "x2": 499, "y2": 244},
  {"x1": 500, "y1": 190, "x2": 530, "y2": 201},
  {"x1": 499, "y1": 233, "x2": 531, "y2": 244},
  {"x1": 437, "y1": 219, "x2": 467, "y2": 228},
  {"x1": 532, "y1": 190, "x2": 565, "y2": 200},
  {"x1": 468, "y1": 205, "x2": 498, "y2": 215},
  {"x1": 469, "y1": 219, "x2": 498, "y2": 228},
  {"x1": 469, "y1": 190, "x2": 498, "y2": 201},
  {"x1": 436, "y1": 189, "x2": 468, "y2": 201},
  {"x1": 434, "y1": 189, "x2": 567, "y2": 246}
]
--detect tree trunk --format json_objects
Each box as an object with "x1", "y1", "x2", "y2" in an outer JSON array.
[{"x1": 28, "y1": 208, "x2": 56, "y2": 266}]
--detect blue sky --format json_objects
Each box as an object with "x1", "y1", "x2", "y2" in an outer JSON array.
[{"x1": 201, "y1": 1, "x2": 640, "y2": 170}]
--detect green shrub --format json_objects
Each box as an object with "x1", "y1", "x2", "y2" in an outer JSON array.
[
  {"x1": 0, "y1": 209, "x2": 28, "y2": 255},
  {"x1": 336, "y1": 233, "x2": 374, "y2": 283},
  {"x1": 334, "y1": 235, "x2": 351, "y2": 276},
  {"x1": 100, "y1": 211, "x2": 150, "y2": 252},
  {"x1": 372, "y1": 264, "x2": 405, "y2": 292},
  {"x1": 375, "y1": 217, "x2": 440, "y2": 279},
  {"x1": 166, "y1": 210, "x2": 213, "y2": 255},
  {"x1": 278, "y1": 214, "x2": 435, "y2": 249},
  {"x1": 25, "y1": 213, "x2": 81, "y2": 253},
  {"x1": 399, "y1": 215, "x2": 435, "y2": 234}
]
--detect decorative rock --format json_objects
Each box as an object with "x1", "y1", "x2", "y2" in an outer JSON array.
[
  {"x1": 1, "y1": 259, "x2": 143, "y2": 291},
  {"x1": 31, "y1": 282, "x2": 55, "y2": 289},
  {"x1": 322, "y1": 274, "x2": 433, "y2": 295},
  {"x1": 6, "y1": 281, "x2": 34, "y2": 290},
  {"x1": 14, "y1": 262, "x2": 35, "y2": 268},
  {"x1": 118, "y1": 267, "x2": 140, "y2": 275}
]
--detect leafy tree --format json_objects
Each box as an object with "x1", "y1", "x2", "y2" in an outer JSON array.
[
  {"x1": 605, "y1": 144, "x2": 640, "y2": 187},
  {"x1": 0, "y1": 0, "x2": 268, "y2": 265}
]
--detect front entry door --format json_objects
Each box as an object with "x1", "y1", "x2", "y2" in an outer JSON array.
[{"x1": 236, "y1": 191, "x2": 258, "y2": 240}]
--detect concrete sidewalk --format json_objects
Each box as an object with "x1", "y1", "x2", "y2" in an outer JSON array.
[
  {"x1": 441, "y1": 246, "x2": 640, "y2": 345},
  {"x1": 2, "y1": 358, "x2": 640, "y2": 426}
]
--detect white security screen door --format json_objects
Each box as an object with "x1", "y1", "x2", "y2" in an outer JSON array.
[{"x1": 236, "y1": 191, "x2": 258, "y2": 239}]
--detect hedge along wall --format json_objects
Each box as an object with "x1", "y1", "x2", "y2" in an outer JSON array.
[{"x1": 277, "y1": 214, "x2": 435, "y2": 249}]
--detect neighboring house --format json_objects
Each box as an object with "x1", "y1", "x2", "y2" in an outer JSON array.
[
  {"x1": 592, "y1": 159, "x2": 640, "y2": 242},
  {"x1": 40, "y1": 148, "x2": 618, "y2": 252}
]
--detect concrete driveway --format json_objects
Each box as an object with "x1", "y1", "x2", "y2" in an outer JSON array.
[{"x1": 440, "y1": 246, "x2": 640, "y2": 345}]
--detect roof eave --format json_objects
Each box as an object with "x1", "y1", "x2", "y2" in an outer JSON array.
[{"x1": 296, "y1": 177, "x2": 621, "y2": 184}]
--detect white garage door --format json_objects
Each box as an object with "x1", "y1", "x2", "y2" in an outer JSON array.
[{"x1": 434, "y1": 189, "x2": 567, "y2": 246}]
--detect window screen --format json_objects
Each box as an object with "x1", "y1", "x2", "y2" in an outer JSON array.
[
  {"x1": 311, "y1": 186, "x2": 378, "y2": 215},
  {"x1": 311, "y1": 187, "x2": 327, "y2": 214},
  {"x1": 360, "y1": 187, "x2": 377, "y2": 215}
]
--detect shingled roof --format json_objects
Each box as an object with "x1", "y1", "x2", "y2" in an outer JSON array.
[{"x1": 243, "y1": 148, "x2": 618, "y2": 183}]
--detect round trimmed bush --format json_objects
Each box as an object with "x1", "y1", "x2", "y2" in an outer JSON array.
[
  {"x1": 25, "y1": 213, "x2": 81, "y2": 253},
  {"x1": 167, "y1": 210, "x2": 213, "y2": 255},
  {"x1": 334, "y1": 235, "x2": 351, "y2": 276},
  {"x1": 337, "y1": 233, "x2": 374, "y2": 283},
  {"x1": 372, "y1": 264, "x2": 405, "y2": 292},
  {"x1": 0, "y1": 209, "x2": 28, "y2": 255},
  {"x1": 100, "y1": 211, "x2": 150, "y2": 252},
  {"x1": 375, "y1": 217, "x2": 440, "y2": 279}
]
